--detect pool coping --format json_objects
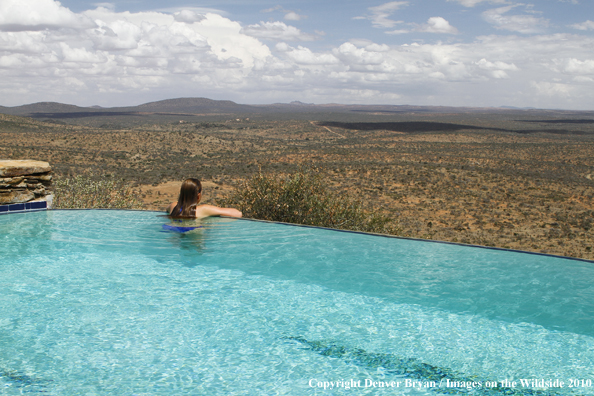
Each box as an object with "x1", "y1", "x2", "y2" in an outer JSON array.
[{"x1": 4, "y1": 208, "x2": 594, "y2": 264}]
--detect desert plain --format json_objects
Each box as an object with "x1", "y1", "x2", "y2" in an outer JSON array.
[{"x1": 1, "y1": 100, "x2": 593, "y2": 260}]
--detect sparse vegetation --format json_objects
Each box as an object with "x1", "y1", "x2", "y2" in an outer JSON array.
[
  {"x1": 53, "y1": 174, "x2": 143, "y2": 209},
  {"x1": 220, "y1": 170, "x2": 396, "y2": 234}
]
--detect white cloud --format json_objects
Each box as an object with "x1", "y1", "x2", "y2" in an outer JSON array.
[
  {"x1": 553, "y1": 58, "x2": 594, "y2": 74},
  {"x1": 531, "y1": 81, "x2": 572, "y2": 97},
  {"x1": 0, "y1": 0, "x2": 95, "y2": 31},
  {"x1": 475, "y1": 58, "x2": 518, "y2": 78},
  {"x1": 482, "y1": 5, "x2": 549, "y2": 33},
  {"x1": 358, "y1": 1, "x2": 409, "y2": 29},
  {"x1": 490, "y1": 70, "x2": 509, "y2": 78},
  {"x1": 284, "y1": 12, "x2": 305, "y2": 21},
  {"x1": 333, "y1": 42, "x2": 386, "y2": 66},
  {"x1": 156, "y1": 6, "x2": 227, "y2": 17},
  {"x1": 386, "y1": 29, "x2": 410, "y2": 35},
  {"x1": 93, "y1": 3, "x2": 116, "y2": 11},
  {"x1": 89, "y1": 19, "x2": 143, "y2": 51},
  {"x1": 1, "y1": 0, "x2": 594, "y2": 109},
  {"x1": 173, "y1": 10, "x2": 206, "y2": 24},
  {"x1": 190, "y1": 14, "x2": 271, "y2": 68},
  {"x1": 241, "y1": 22, "x2": 317, "y2": 42},
  {"x1": 0, "y1": 4, "x2": 273, "y2": 101},
  {"x1": 0, "y1": 31, "x2": 48, "y2": 53},
  {"x1": 283, "y1": 45, "x2": 340, "y2": 65},
  {"x1": 571, "y1": 20, "x2": 594, "y2": 31},
  {"x1": 447, "y1": 0, "x2": 509, "y2": 7},
  {"x1": 360, "y1": 5, "x2": 456, "y2": 35},
  {"x1": 262, "y1": 6, "x2": 282, "y2": 13},
  {"x1": 475, "y1": 58, "x2": 518, "y2": 70},
  {"x1": 260, "y1": 6, "x2": 306, "y2": 22},
  {"x1": 366, "y1": 43, "x2": 390, "y2": 52},
  {"x1": 415, "y1": 17, "x2": 458, "y2": 34}
]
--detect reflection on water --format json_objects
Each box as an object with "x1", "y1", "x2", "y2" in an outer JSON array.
[{"x1": 160, "y1": 216, "x2": 240, "y2": 261}]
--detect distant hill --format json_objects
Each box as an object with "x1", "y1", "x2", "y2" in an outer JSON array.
[
  {"x1": 1, "y1": 98, "x2": 592, "y2": 124},
  {"x1": 1, "y1": 98, "x2": 254, "y2": 118},
  {"x1": 117, "y1": 97, "x2": 260, "y2": 114},
  {"x1": 0, "y1": 97, "x2": 510, "y2": 118},
  {"x1": 4, "y1": 102, "x2": 98, "y2": 116}
]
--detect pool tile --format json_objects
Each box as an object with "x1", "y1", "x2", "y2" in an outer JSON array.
[
  {"x1": 10, "y1": 203, "x2": 25, "y2": 211},
  {"x1": 0, "y1": 200, "x2": 48, "y2": 214},
  {"x1": 31, "y1": 201, "x2": 47, "y2": 209}
]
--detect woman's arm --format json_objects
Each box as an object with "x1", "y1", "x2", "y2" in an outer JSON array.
[{"x1": 196, "y1": 204, "x2": 242, "y2": 218}]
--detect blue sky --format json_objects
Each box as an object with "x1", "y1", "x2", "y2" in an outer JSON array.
[{"x1": 1, "y1": 0, "x2": 593, "y2": 109}]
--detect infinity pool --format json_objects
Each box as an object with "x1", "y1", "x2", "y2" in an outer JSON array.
[{"x1": 1, "y1": 210, "x2": 593, "y2": 395}]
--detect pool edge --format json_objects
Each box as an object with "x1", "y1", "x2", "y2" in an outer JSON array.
[{"x1": 237, "y1": 217, "x2": 594, "y2": 264}]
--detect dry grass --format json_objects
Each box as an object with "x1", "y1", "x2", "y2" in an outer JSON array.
[{"x1": 53, "y1": 174, "x2": 143, "y2": 209}]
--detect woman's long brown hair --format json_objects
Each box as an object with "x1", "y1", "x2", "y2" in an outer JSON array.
[{"x1": 170, "y1": 178, "x2": 202, "y2": 218}]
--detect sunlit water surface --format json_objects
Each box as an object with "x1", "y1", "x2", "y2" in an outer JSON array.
[{"x1": 1, "y1": 210, "x2": 593, "y2": 395}]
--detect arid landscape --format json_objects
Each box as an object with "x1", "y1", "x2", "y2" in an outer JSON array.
[{"x1": 1, "y1": 99, "x2": 593, "y2": 260}]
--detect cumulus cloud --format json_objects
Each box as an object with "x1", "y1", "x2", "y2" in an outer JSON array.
[
  {"x1": 387, "y1": 17, "x2": 458, "y2": 35},
  {"x1": 277, "y1": 34, "x2": 594, "y2": 108},
  {"x1": 173, "y1": 10, "x2": 206, "y2": 24},
  {"x1": 359, "y1": 4, "x2": 457, "y2": 35},
  {"x1": 261, "y1": 6, "x2": 306, "y2": 22},
  {"x1": 262, "y1": 6, "x2": 282, "y2": 13},
  {"x1": 386, "y1": 29, "x2": 410, "y2": 35},
  {"x1": 284, "y1": 12, "x2": 305, "y2": 21},
  {"x1": 553, "y1": 58, "x2": 594, "y2": 74},
  {"x1": 282, "y1": 45, "x2": 340, "y2": 65},
  {"x1": 356, "y1": 1, "x2": 409, "y2": 29},
  {"x1": 0, "y1": 0, "x2": 95, "y2": 31},
  {"x1": 241, "y1": 22, "x2": 318, "y2": 42},
  {"x1": 446, "y1": 0, "x2": 509, "y2": 7},
  {"x1": 93, "y1": 3, "x2": 116, "y2": 11},
  {"x1": 571, "y1": 20, "x2": 594, "y2": 30},
  {"x1": 333, "y1": 42, "x2": 386, "y2": 66},
  {"x1": 0, "y1": 4, "x2": 272, "y2": 102},
  {"x1": 475, "y1": 58, "x2": 518, "y2": 78},
  {"x1": 476, "y1": 58, "x2": 518, "y2": 70},
  {"x1": 482, "y1": 5, "x2": 550, "y2": 33},
  {"x1": 416, "y1": 17, "x2": 458, "y2": 34},
  {"x1": 1, "y1": 0, "x2": 594, "y2": 109}
]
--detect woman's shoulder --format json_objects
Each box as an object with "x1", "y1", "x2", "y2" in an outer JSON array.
[{"x1": 166, "y1": 202, "x2": 176, "y2": 215}]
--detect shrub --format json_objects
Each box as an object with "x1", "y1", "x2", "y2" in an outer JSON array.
[
  {"x1": 220, "y1": 170, "x2": 397, "y2": 234},
  {"x1": 53, "y1": 174, "x2": 143, "y2": 209}
]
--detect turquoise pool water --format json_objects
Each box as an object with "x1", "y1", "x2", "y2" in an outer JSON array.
[{"x1": 1, "y1": 210, "x2": 593, "y2": 395}]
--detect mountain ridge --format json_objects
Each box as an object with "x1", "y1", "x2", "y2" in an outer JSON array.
[{"x1": 1, "y1": 97, "x2": 591, "y2": 120}]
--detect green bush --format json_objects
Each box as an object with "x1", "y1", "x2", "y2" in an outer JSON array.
[
  {"x1": 53, "y1": 174, "x2": 143, "y2": 209},
  {"x1": 220, "y1": 170, "x2": 398, "y2": 234}
]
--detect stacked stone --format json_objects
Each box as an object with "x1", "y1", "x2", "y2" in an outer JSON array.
[{"x1": 0, "y1": 160, "x2": 52, "y2": 205}]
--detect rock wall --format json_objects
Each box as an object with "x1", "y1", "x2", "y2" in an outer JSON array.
[{"x1": 0, "y1": 160, "x2": 52, "y2": 205}]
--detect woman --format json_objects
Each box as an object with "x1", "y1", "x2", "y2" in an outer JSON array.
[{"x1": 166, "y1": 178, "x2": 242, "y2": 219}]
